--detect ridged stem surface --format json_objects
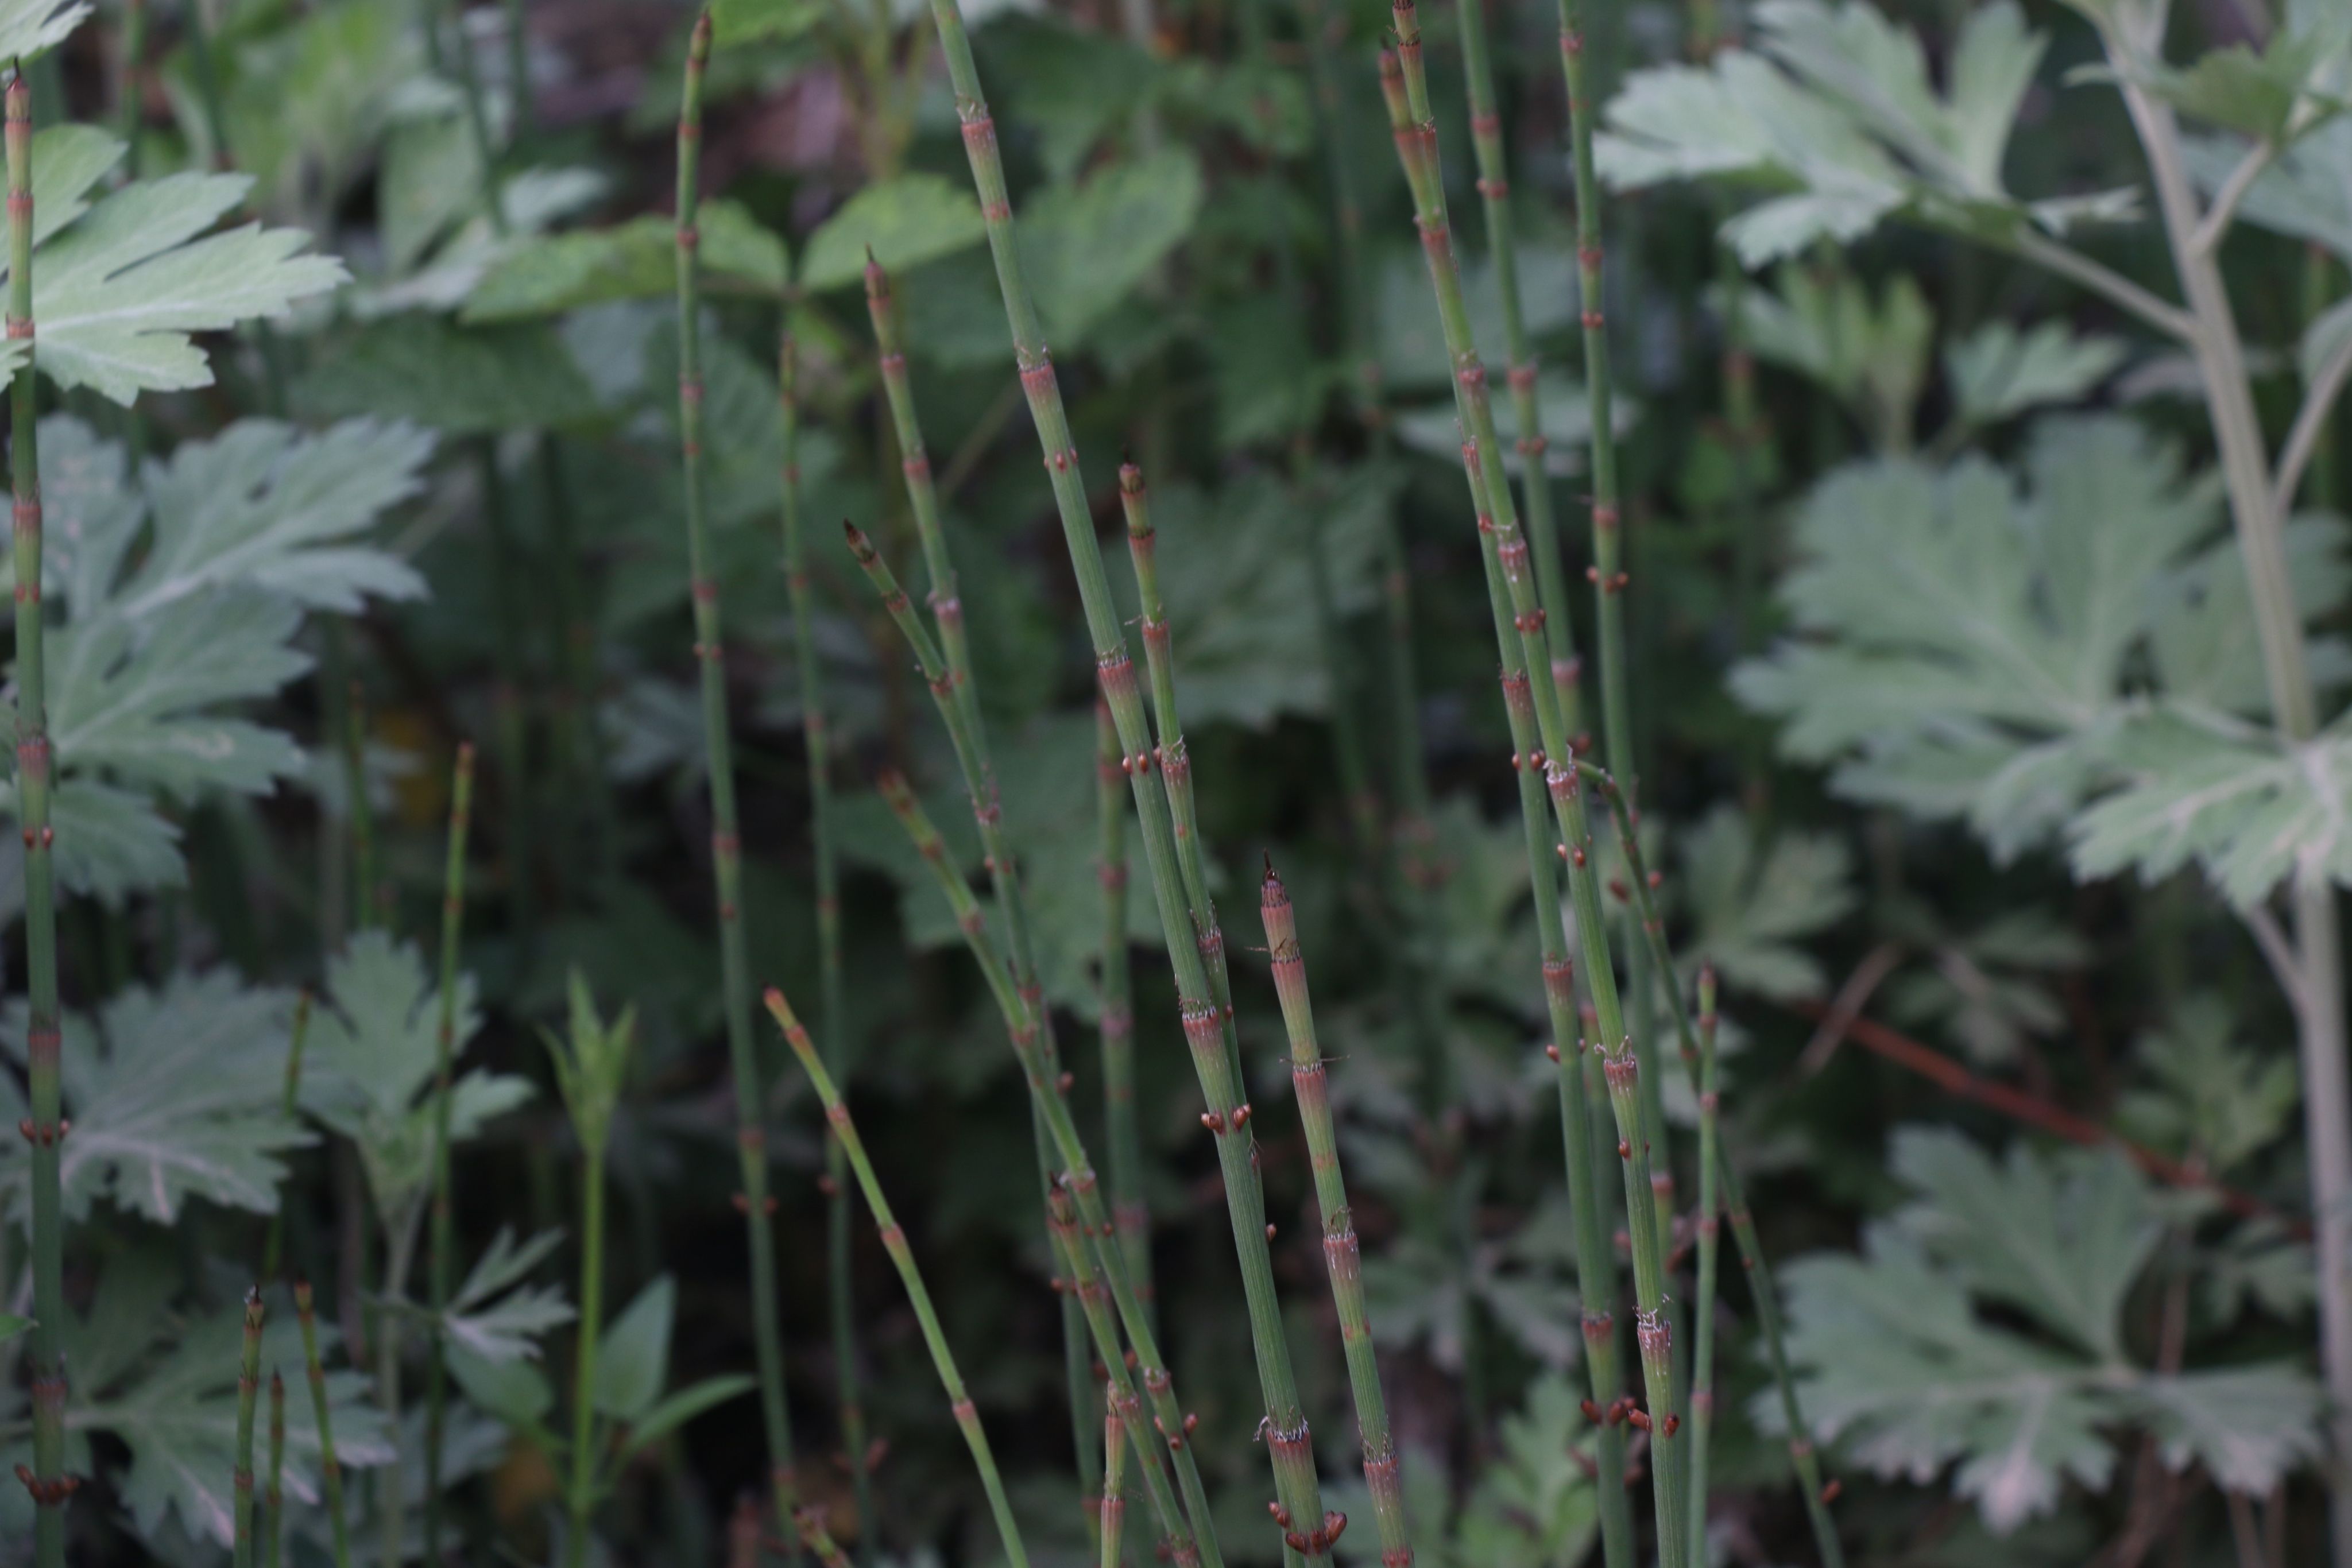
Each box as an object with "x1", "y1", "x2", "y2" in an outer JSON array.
[
  {"x1": 675, "y1": 11, "x2": 800, "y2": 1535},
  {"x1": 265, "y1": 1372, "x2": 286, "y2": 1568},
  {"x1": 877, "y1": 773, "x2": 1223, "y2": 1567},
  {"x1": 423, "y1": 743, "x2": 475, "y2": 1559},
  {"x1": 1095, "y1": 703, "x2": 1152, "y2": 1310},
  {"x1": 769, "y1": 990, "x2": 1032, "y2": 1568},
  {"x1": 1686, "y1": 970, "x2": 1720, "y2": 1557},
  {"x1": 1260, "y1": 869, "x2": 1411, "y2": 1566},
  {"x1": 10, "y1": 73, "x2": 67, "y2": 1568},
  {"x1": 295, "y1": 1281, "x2": 354, "y2": 1568},
  {"x1": 779, "y1": 327, "x2": 871, "y2": 1547},
  {"x1": 1101, "y1": 1406, "x2": 1128, "y2": 1568},
  {"x1": 1374, "y1": 37, "x2": 1641, "y2": 1568}
]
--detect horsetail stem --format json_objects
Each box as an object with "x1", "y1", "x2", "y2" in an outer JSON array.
[
  {"x1": 675, "y1": 11, "x2": 801, "y2": 1536},
  {"x1": 1115, "y1": 466, "x2": 1241, "y2": 1092},
  {"x1": 767, "y1": 989, "x2": 1033, "y2": 1568},
  {"x1": 1045, "y1": 1184, "x2": 1202, "y2": 1568},
  {"x1": 908, "y1": 0, "x2": 1333, "y2": 1537},
  {"x1": 875, "y1": 771, "x2": 1226, "y2": 1568},
  {"x1": 857, "y1": 260, "x2": 1098, "y2": 1497},
  {"x1": 9, "y1": 69, "x2": 69, "y2": 1568},
  {"x1": 234, "y1": 1290, "x2": 264, "y2": 1568},
  {"x1": 1374, "y1": 38, "x2": 1637, "y2": 1568},
  {"x1": 423, "y1": 742, "x2": 475, "y2": 1558},
  {"x1": 1452, "y1": 0, "x2": 1583, "y2": 735},
  {"x1": 265, "y1": 1370, "x2": 286, "y2": 1568},
  {"x1": 779, "y1": 328, "x2": 869, "y2": 1552},
  {"x1": 1687, "y1": 967, "x2": 1720, "y2": 1558},
  {"x1": 295, "y1": 1280, "x2": 354, "y2": 1568},
  {"x1": 1581, "y1": 762, "x2": 1844, "y2": 1565},
  {"x1": 796, "y1": 1505, "x2": 858, "y2": 1568},
  {"x1": 1101, "y1": 1404, "x2": 1128, "y2": 1568},
  {"x1": 261, "y1": 990, "x2": 315, "y2": 1283},
  {"x1": 1095, "y1": 702, "x2": 1153, "y2": 1315},
  {"x1": 1260, "y1": 865, "x2": 1406, "y2": 1567}
]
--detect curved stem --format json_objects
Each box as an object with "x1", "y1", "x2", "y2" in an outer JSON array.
[{"x1": 2275, "y1": 324, "x2": 2352, "y2": 517}]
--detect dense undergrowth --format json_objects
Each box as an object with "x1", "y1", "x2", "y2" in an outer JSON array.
[{"x1": 0, "y1": 0, "x2": 2346, "y2": 1564}]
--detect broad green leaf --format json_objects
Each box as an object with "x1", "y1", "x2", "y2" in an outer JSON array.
[
  {"x1": 0, "y1": 971, "x2": 307, "y2": 1222},
  {"x1": 1774, "y1": 1127, "x2": 2318, "y2": 1534},
  {"x1": 0, "y1": 0, "x2": 89, "y2": 64},
  {"x1": 0, "y1": 160, "x2": 346, "y2": 402},
  {"x1": 1734, "y1": 265, "x2": 1933, "y2": 448},
  {"x1": 2300, "y1": 294, "x2": 2352, "y2": 388},
  {"x1": 2185, "y1": 121, "x2": 2352, "y2": 262},
  {"x1": 1673, "y1": 805, "x2": 1855, "y2": 999},
  {"x1": 446, "y1": 1339, "x2": 556, "y2": 1427},
  {"x1": 1945, "y1": 320, "x2": 2126, "y2": 430},
  {"x1": 304, "y1": 931, "x2": 530, "y2": 1225},
  {"x1": 1881, "y1": 906, "x2": 2086, "y2": 1067},
  {"x1": 800, "y1": 173, "x2": 986, "y2": 292},
  {"x1": 975, "y1": 16, "x2": 1167, "y2": 181},
  {"x1": 710, "y1": 0, "x2": 825, "y2": 46},
  {"x1": 0, "y1": 1314, "x2": 26, "y2": 1339},
  {"x1": 2115, "y1": 994, "x2": 2298, "y2": 1175},
  {"x1": 1733, "y1": 416, "x2": 2225, "y2": 858},
  {"x1": 295, "y1": 315, "x2": 603, "y2": 433},
  {"x1": 593, "y1": 1274, "x2": 676, "y2": 1422},
  {"x1": 621, "y1": 1372, "x2": 755, "y2": 1453},
  {"x1": 2149, "y1": 517, "x2": 2352, "y2": 716},
  {"x1": 440, "y1": 1227, "x2": 574, "y2": 1365},
  {"x1": 218, "y1": 0, "x2": 424, "y2": 222},
  {"x1": 1598, "y1": 1, "x2": 2072, "y2": 265},
  {"x1": 2123, "y1": 7, "x2": 2351, "y2": 142},
  {"x1": 463, "y1": 200, "x2": 787, "y2": 322},
  {"x1": 1023, "y1": 149, "x2": 1204, "y2": 343}
]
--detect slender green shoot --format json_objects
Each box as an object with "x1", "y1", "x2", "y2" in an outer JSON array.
[
  {"x1": 875, "y1": 771, "x2": 1223, "y2": 1568},
  {"x1": 262, "y1": 991, "x2": 315, "y2": 1283},
  {"x1": 423, "y1": 742, "x2": 476, "y2": 1561},
  {"x1": 1260, "y1": 865, "x2": 1407, "y2": 1565},
  {"x1": 234, "y1": 1290, "x2": 265, "y2": 1568},
  {"x1": 675, "y1": 9, "x2": 801, "y2": 1534},
  {"x1": 767, "y1": 988, "x2": 1032, "y2": 1568},
  {"x1": 1373, "y1": 37, "x2": 1635, "y2": 1568},
  {"x1": 1095, "y1": 702, "x2": 1152, "y2": 1314},
  {"x1": 1688, "y1": 967, "x2": 1720, "y2": 1558},
  {"x1": 265, "y1": 1370, "x2": 287, "y2": 1568},
  {"x1": 1101, "y1": 1404, "x2": 1128, "y2": 1568},
  {"x1": 295, "y1": 1280, "x2": 354, "y2": 1568},
  {"x1": 10, "y1": 68, "x2": 70, "y2": 1568}
]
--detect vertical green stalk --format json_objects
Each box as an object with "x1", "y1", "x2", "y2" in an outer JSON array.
[
  {"x1": 9, "y1": 71, "x2": 69, "y2": 1568},
  {"x1": 262, "y1": 991, "x2": 315, "y2": 1283},
  {"x1": 1584, "y1": 763, "x2": 1842, "y2": 1564},
  {"x1": 294, "y1": 1279, "x2": 353, "y2": 1568},
  {"x1": 1095, "y1": 702, "x2": 1152, "y2": 1312},
  {"x1": 841, "y1": 513, "x2": 1098, "y2": 1505},
  {"x1": 876, "y1": 773, "x2": 1223, "y2": 1568},
  {"x1": 423, "y1": 743, "x2": 476, "y2": 1562},
  {"x1": 114, "y1": 0, "x2": 148, "y2": 166},
  {"x1": 343, "y1": 680, "x2": 378, "y2": 928},
  {"x1": 1686, "y1": 968, "x2": 1719, "y2": 1557},
  {"x1": 914, "y1": 0, "x2": 1327, "y2": 1535},
  {"x1": 767, "y1": 989, "x2": 1033, "y2": 1568},
  {"x1": 1453, "y1": 0, "x2": 1581, "y2": 733},
  {"x1": 265, "y1": 1371, "x2": 287, "y2": 1568},
  {"x1": 676, "y1": 15, "x2": 800, "y2": 1535},
  {"x1": 1374, "y1": 40, "x2": 1638, "y2": 1568},
  {"x1": 234, "y1": 1290, "x2": 265, "y2": 1568},
  {"x1": 564, "y1": 1120, "x2": 608, "y2": 1567},
  {"x1": 295, "y1": 1280, "x2": 355, "y2": 1568},
  {"x1": 1101, "y1": 1404, "x2": 1128, "y2": 1568},
  {"x1": 1260, "y1": 867, "x2": 1410, "y2": 1565},
  {"x1": 779, "y1": 328, "x2": 870, "y2": 1550}
]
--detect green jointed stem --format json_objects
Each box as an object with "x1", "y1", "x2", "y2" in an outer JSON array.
[
  {"x1": 779, "y1": 330, "x2": 870, "y2": 1550},
  {"x1": 1373, "y1": 41, "x2": 1638, "y2": 1568},
  {"x1": 295, "y1": 1280, "x2": 355, "y2": 1568},
  {"x1": 10, "y1": 71, "x2": 68, "y2": 1568},
  {"x1": 914, "y1": 0, "x2": 1327, "y2": 1530},
  {"x1": 115, "y1": 0, "x2": 147, "y2": 167},
  {"x1": 767, "y1": 990, "x2": 1033, "y2": 1568},
  {"x1": 423, "y1": 743, "x2": 476, "y2": 1563},
  {"x1": 860, "y1": 264, "x2": 1096, "y2": 1501},
  {"x1": 265, "y1": 1371, "x2": 287, "y2": 1568},
  {"x1": 875, "y1": 772, "x2": 1224, "y2": 1568},
  {"x1": 235, "y1": 1290, "x2": 265, "y2": 1568},
  {"x1": 1094, "y1": 703, "x2": 1153, "y2": 1313},
  {"x1": 675, "y1": 11, "x2": 801, "y2": 1535},
  {"x1": 564, "y1": 1102, "x2": 609, "y2": 1567},
  {"x1": 1260, "y1": 867, "x2": 1409, "y2": 1566},
  {"x1": 262, "y1": 991, "x2": 315, "y2": 1282},
  {"x1": 1452, "y1": 0, "x2": 1582, "y2": 734},
  {"x1": 1687, "y1": 968, "x2": 1719, "y2": 1558},
  {"x1": 1581, "y1": 765, "x2": 1844, "y2": 1565},
  {"x1": 1101, "y1": 1406, "x2": 1128, "y2": 1568},
  {"x1": 1115, "y1": 467, "x2": 1243, "y2": 1091}
]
